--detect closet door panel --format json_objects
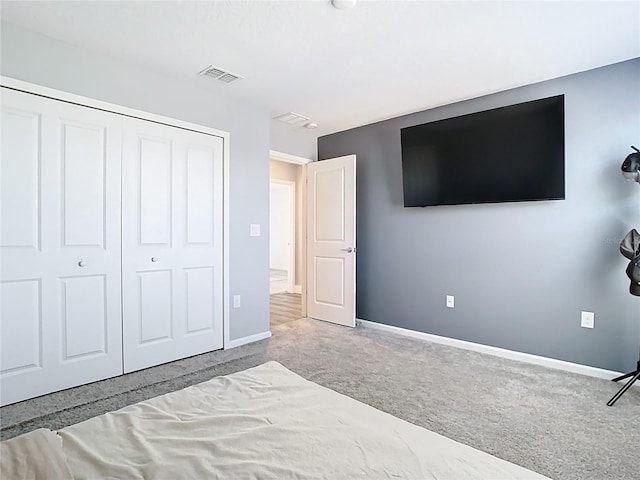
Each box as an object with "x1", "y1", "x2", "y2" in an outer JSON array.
[
  {"x1": 0, "y1": 88, "x2": 123, "y2": 406},
  {"x1": 0, "y1": 280, "x2": 42, "y2": 374},
  {"x1": 122, "y1": 117, "x2": 223, "y2": 373},
  {"x1": 138, "y1": 270, "x2": 173, "y2": 344},
  {"x1": 60, "y1": 275, "x2": 107, "y2": 360},
  {"x1": 61, "y1": 121, "x2": 107, "y2": 247},
  {"x1": 186, "y1": 148, "x2": 215, "y2": 244},
  {"x1": 0, "y1": 107, "x2": 40, "y2": 250},
  {"x1": 140, "y1": 138, "x2": 172, "y2": 246},
  {"x1": 185, "y1": 266, "x2": 215, "y2": 334}
]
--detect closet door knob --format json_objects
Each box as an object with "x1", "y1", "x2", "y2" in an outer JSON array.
[
  {"x1": 78, "y1": 260, "x2": 86, "y2": 267},
  {"x1": 151, "y1": 257, "x2": 158, "y2": 262}
]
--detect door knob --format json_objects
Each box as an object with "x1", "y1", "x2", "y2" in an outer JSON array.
[
  {"x1": 78, "y1": 259, "x2": 86, "y2": 267},
  {"x1": 151, "y1": 257, "x2": 158, "y2": 262},
  {"x1": 341, "y1": 247, "x2": 356, "y2": 253}
]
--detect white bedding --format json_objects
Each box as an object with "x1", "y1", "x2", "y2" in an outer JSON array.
[
  {"x1": 55, "y1": 361, "x2": 548, "y2": 479},
  {"x1": 0, "y1": 428, "x2": 73, "y2": 480},
  {"x1": 2, "y1": 362, "x2": 549, "y2": 479}
]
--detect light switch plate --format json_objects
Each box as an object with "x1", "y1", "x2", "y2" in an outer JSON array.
[
  {"x1": 250, "y1": 224, "x2": 261, "y2": 237},
  {"x1": 446, "y1": 295, "x2": 455, "y2": 308},
  {"x1": 581, "y1": 311, "x2": 594, "y2": 329}
]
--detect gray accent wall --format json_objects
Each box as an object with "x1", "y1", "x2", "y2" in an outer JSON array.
[
  {"x1": 319, "y1": 59, "x2": 640, "y2": 372},
  {"x1": 1, "y1": 23, "x2": 270, "y2": 342}
]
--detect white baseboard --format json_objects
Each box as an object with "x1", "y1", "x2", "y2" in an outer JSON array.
[
  {"x1": 293, "y1": 285, "x2": 302, "y2": 294},
  {"x1": 226, "y1": 330, "x2": 272, "y2": 349},
  {"x1": 357, "y1": 319, "x2": 624, "y2": 380}
]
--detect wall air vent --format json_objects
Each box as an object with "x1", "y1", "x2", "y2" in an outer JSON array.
[
  {"x1": 273, "y1": 112, "x2": 310, "y2": 125},
  {"x1": 198, "y1": 65, "x2": 243, "y2": 84}
]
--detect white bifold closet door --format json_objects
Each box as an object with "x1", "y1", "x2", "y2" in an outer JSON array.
[
  {"x1": 0, "y1": 89, "x2": 123, "y2": 406},
  {"x1": 121, "y1": 117, "x2": 224, "y2": 373}
]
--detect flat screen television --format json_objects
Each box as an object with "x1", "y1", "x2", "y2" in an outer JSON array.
[{"x1": 400, "y1": 95, "x2": 565, "y2": 207}]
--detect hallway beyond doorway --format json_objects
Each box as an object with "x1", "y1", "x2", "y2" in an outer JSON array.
[
  {"x1": 270, "y1": 268, "x2": 288, "y2": 295},
  {"x1": 270, "y1": 292, "x2": 302, "y2": 327}
]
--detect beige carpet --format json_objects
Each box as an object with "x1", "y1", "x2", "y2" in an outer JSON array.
[{"x1": 2, "y1": 318, "x2": 639, "y2": 480}]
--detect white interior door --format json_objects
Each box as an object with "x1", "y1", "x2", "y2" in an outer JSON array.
[
  {"x1": 0, "y1": 88, "x2": 123, "y2": 405},
  {"x1": 122, "y1": 117, "x2": 224, "y2": 373},
  {"x1": 306, "y1": 155, "x2": 356, "y2": 327}
]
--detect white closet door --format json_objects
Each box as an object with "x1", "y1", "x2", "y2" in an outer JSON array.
[
  {"x1": 0, "y1": 88, "x2": 123, "y2": 406},
  {"x1": 122, "y1": 117, "x2": 223, "y2": 373}
]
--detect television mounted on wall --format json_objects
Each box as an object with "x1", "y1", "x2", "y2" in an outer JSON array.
[{"x1": 400, "y1": 95, "x2": 565, "y2": 207}]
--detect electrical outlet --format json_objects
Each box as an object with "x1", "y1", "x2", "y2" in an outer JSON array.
[
  {"x1": 446, "y1": 295, "x2": 455, "y2": 308},
  {"x1": 581, "y1": 311, "x2": 594, "y2": 329},
  {"x1": 233, "y1": 295, "x2": 241, "y2": 308},
  {"x1": 250, "y1": 224, "x2": 261, "y2": 237}
]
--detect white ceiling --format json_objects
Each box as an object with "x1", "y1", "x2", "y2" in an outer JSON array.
[{"x1": 1, "y1": 1, "x2": 638, "y2": 136}]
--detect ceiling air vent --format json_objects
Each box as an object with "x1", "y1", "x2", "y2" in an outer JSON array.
[
  {"x1": 273, "y1": 112, "x2": 310, "y2": 126},
  {"x1": 198, "y1": 65, "x2": 243, "y2": 84}
]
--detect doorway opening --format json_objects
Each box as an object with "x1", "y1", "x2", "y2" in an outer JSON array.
[
  {"x1": 269, "y1": 157, "x2": 305, "y2": 328},
  {"x1": 268, "y1": 151, "x2": 357, "y2": 329},
  {"x1": 269, "y1": 180, "x2": 294, "y2": 295}
]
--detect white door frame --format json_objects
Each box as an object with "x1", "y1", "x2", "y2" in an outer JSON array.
[
  {"x1": 1, "y1": 76, "x2": 232, "y2": 349},
  {"x1": 269, "y1": 150, "x2": 310, "y2": 316},
  {"x1": 269, "y1": 179, "x2": 296, "y2": 293}
]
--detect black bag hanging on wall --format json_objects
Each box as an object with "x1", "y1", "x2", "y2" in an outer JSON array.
[{"x1": 620, "y1": 229, "x2": 640, "y2": 296}]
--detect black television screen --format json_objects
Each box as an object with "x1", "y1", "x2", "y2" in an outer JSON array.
[{"x1": 400, "y1": 95, "x2": 565, "y2": 207}]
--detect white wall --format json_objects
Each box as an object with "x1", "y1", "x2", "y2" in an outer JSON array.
[
  {"x1": 269, "y1": 184, "x2": 291, "y2": 271},
  {"x1": 1, "y1": 23, "x2": 270, "y2": 342},
  {"x1": 270, "y1": 121, "x2": 318, "y2": 161}
]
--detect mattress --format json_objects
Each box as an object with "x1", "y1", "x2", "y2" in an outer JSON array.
[{"x1": 2, "y1": 361, "x2": 549, "y2": 479}]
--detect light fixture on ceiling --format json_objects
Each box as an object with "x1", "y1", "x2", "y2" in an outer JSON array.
[
  {"x1": 273, "y1": 112, "x2": 310, "y2": 125},
  {"x1": 273, "y1": 113, "x2": 318, "y2": 130},
  {"x1": 331, "y1": 0, "x2": 357, "y2": 10},
  {"x1": 198, "y1": 65, "x2": 243, "y2": 84}
]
